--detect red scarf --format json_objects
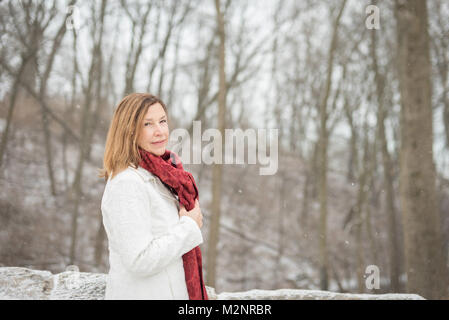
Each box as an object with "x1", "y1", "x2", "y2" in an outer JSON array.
[{"x1": 138, "y1": 146, "x2": 208, "y2": 300}]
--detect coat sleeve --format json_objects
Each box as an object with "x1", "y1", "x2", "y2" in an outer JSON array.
[{"x1": 101, "y1": 178, "x2": 203, "y2": 277}]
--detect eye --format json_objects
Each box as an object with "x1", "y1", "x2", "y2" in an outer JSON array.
[{"x1": 160, "y1": 119, "x2": 167, "y2": 123}]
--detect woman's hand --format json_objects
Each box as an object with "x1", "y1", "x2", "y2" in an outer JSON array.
[{"x1": 179, "y1": 199, "x2": 203, "y2": 229}]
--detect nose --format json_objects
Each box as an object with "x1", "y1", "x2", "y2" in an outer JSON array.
[{"x1": 153, "y1": 123, "x2": 163, "y2": 135}]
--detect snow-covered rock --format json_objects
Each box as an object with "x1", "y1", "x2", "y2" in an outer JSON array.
[
  {"x1": 216, "y1": 288, "x2": 424, "y2": 300},
  {"x1": 0, "y1": 267, "x2": 54, "y2": 300},
  {"x1": 0, "y1": 267, "x2": 424, "y2": 300}
]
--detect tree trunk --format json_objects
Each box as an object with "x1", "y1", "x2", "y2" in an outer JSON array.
[
  {"x1": 274, "y1": 171, "x2": 286, "y2": 288},
  {"x1": 0, "y1": 57, "x2": 29, "y2": 170},
  {"x1": 354, "y1": 121, "x2": 373, "y2": 293},
  {"x1": 395, "y1": 0, "x2": 448, "y2": 299},
  {"x1": 343, "y1": 95, "x2": 359, "y2": 183},
  {"x1": 317, "y1": 0, "x2": 347, "y2": 291},
  {"x1": 38, "y1": 3, "x2": 74, "y2": 196},
  {"x1": 206, "y1": 0, "x2": 227, "y2": 290},
  {"x1": 370, "y1": 19, "x2": 401, "y2": 292}
]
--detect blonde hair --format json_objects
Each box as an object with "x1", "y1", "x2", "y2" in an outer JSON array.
[{"x1": 97, "y1": 93, "x2": 168, "y2": 182}]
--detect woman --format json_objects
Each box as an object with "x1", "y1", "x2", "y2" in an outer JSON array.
[{"x1": 98, "y1": 93, "x2": 208, "y2": 300}]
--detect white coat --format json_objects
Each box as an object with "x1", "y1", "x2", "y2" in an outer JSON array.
[{"x1": 100, "y1": 165, "x2": 204, "y2": 300}]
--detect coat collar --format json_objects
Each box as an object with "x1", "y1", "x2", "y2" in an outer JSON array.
[
  {"x1": 128, "y1": 165, "x2": 179, "y2": 203},
  {"x1": 128, "y1": 165, "x2": 157, "y2": 182}
]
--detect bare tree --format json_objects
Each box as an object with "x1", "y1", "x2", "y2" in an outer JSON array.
[
  {"x1": 206, "y1": 0, "x2": 227, "y2": 290},
  {"x1": 145, "y1": 0, "x2": 192, "y2": 98},
  {"x1": 0, "y1": 1, "x2": 61, "y2": 173},
  {"x1": 317, "y1": 0, "x2": 347, "y2": 291},
  {"x1": 428, "y1": 0, "x2": 449, "y2": 149},
  {"x1": 395, "y1": 0, "x2": 448, "y2": 299},
  {"x1": 370, "y1": 13, "x2": 401, "y2": 292},
  {"x1": 68, "y1": 0, "x2": 107, "y2": 266},
  {"x1": 121, "y1": 0, "x2": 153, "y2": 96}
]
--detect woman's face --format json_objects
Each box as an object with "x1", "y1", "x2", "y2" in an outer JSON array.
[{"x1": 137, "y1": 103, "x2": 169, "y2": 156}]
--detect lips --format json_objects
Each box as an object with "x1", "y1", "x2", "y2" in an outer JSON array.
[{"x1": 151, "y1": 139, "x2": 166, "y2": 145}]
